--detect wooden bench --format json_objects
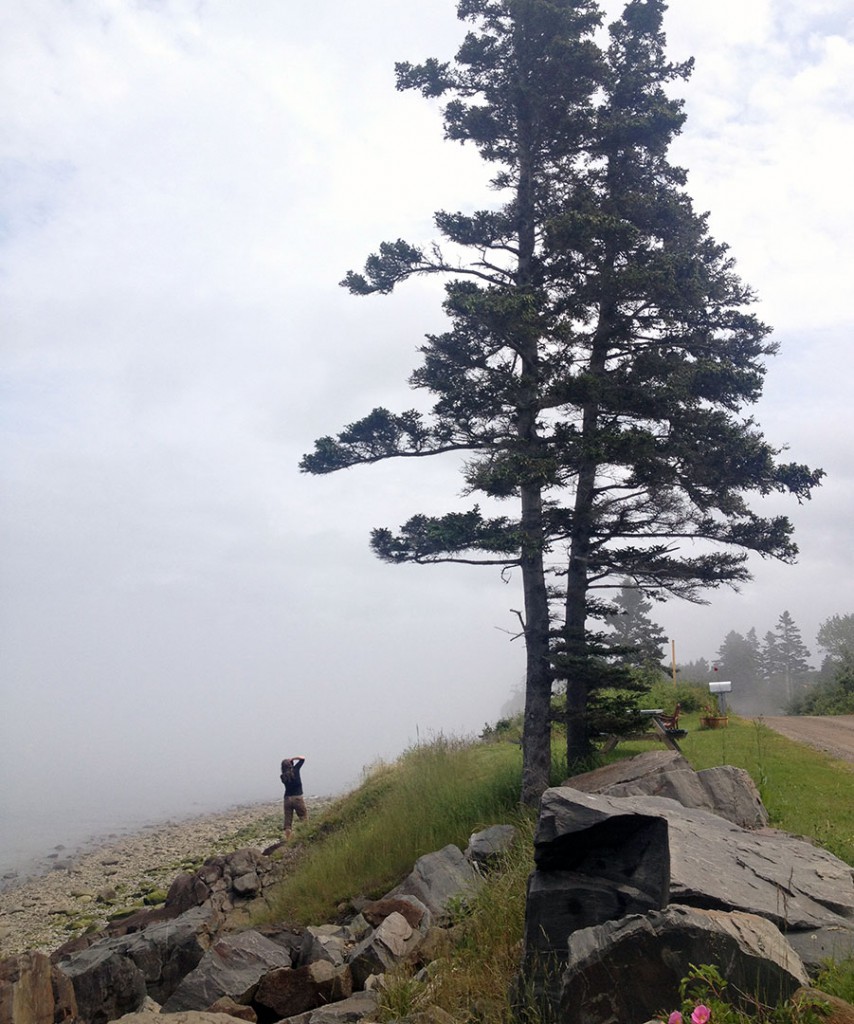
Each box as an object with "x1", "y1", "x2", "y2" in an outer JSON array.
[{"x1": 658, "y1": 703, "x2": 681, "y2": 731}]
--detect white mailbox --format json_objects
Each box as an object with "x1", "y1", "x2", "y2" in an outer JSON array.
[
  {"x1": 708, "y1": 681, "x2": 732, "y2": 693},
  {"x1": 709, "y1": 679, "x2": 732, "y2": 714}
]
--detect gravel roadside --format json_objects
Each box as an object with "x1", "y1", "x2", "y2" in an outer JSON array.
[
  {"x1": 0, "y1": 798, "x2": 328, "y2": 959},
  {"x1": 761, "y1": 715, "x2": 854, "y2": 764}
]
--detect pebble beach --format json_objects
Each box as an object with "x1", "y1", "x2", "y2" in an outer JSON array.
[{"x1": 0, "y1": 799, "x2": 320, "y2": 959}]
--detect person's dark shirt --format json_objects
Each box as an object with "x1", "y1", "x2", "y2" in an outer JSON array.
[{"x1": 281, "y1": 757, "x2": 305, "y2": 797}]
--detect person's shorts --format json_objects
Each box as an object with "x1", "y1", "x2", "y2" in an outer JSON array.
[{"x1": 284, "y1": 795, "x2": 308, "y2": 829}]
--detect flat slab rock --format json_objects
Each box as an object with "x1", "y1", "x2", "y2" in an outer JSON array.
[
  {"x1": 565, "y1": 750, "x2": 768, "y2": 829},
  {"x1": 537, "y1": 786, "x2": 854, "y2": 967}
]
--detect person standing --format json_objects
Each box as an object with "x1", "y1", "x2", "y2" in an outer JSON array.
[{"x1": 280, "y1": 756, "x2": 307, "y2": 838}]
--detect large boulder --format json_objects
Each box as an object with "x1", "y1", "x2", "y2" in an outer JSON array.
[
  {"x1": 534, "y1": 786, "x2": 854, "y2": 969},
  {"x1": 57, "y1": 944, "x2": 147, "y2": 1024},
  {"x1": 348, "y1": 910, "x2": 427, "y2": 989},
  {"x1": 565, "y1": 750, "x2": 687, "y2": 792},
  {"x1": 252, "y1": 960, "x2": 352, "y2": 1021},
  {"x1": 560, "y1": 906, "x2": 809, "y2": 1024},
  {"x1": 524, "y1": 796, "x2": 670, "y2": 1008},
  {"x1": 115, "y1": 906, "x2": 217, "y2": 1004},
  {"x1": 54, "y1": 905, "x2": 216, "y2": 1009},
  {"x1": 0, "y1": 951, "x2": 77, "y2": 1024},
  {"x1": 161, "y1": 931, "x2": 292, "y2": 1013},
  {"x1": 566, "y1": 751, "x2": 768, "y2": 828},
  {"x1": 385, "y1": 845, "x2": 482, "y2": 922}
]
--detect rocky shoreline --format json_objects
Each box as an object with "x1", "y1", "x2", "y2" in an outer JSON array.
[{"x1": 0, "y1": 798, "x2": 329, "y2": 959}]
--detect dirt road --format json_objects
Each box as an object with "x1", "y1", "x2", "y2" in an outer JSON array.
[{"x1": 761, "y1": 715, "x2": 854, "y2": 764}]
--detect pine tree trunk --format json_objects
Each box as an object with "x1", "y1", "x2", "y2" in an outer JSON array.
[
  {"x1": 515, "y1": 16, "x2": 552, "y2": 806},
  {"x1": 520, "y1": 482, "x2": 553, "y2": 805},
  {"x1": 564, "y1": 299, "x2": 613, "y2": 768},
  {"x1": 564, "y1": 465, "x2": 595, "y2": 768}
]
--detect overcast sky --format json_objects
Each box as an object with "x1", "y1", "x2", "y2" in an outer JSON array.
[{"x1": 2, "y1": 0, "x2": 853, "y2": 847}]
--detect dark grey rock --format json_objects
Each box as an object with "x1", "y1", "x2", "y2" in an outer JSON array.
[
  {"x1": 162, "y1": 930, "x2": 292, "y2": 1013},
  {"x1": 560, "y1": 906, "x2": 809, "y2": 1024},
  {"x1": 465, "y1": 825, "x2": 517, "y2": 869},
  {"x1": 118, "y1": 906, "x2": 215, "y2": 1003},
  {"x1": 253, "y1": 961, "x2": 352, "y2": 1020},
  {"x1": 535, "y1": 786, "x2": 854, "y2": 970},
  {"x1": 57, "y1": 945, "x2": 146, "y2": 1024},
  {"x1": 524, "y1": 794, "x2": 670, "y2": 1010},
  {"x1": 385, "y1": 845, "x2": 483, "y2": 921}
]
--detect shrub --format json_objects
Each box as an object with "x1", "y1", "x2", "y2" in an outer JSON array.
[{"x1": 648, "y1": 680, "x2": 708, "y2": 714}]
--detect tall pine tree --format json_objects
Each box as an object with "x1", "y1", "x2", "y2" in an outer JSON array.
[
  {"x1": 602, "y1": 582, "x2": 667, "y2": 669},
  {"x1": 302, "y1": 0, "x2": 822, "y2": 803},
  {"x1": 771, "y1": 609, "x2": 812, "y2": 703}
]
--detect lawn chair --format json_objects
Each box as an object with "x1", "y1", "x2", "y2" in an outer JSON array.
[{"x1": 658, "y1": 703, "x2": 681, "y2": 732}]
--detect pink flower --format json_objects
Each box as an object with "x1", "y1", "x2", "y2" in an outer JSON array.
[
  {"x1": 691, "y1": 1006, "x2": 711, "y2": 1024},
  {"x1": 668, "y1": 1013, "x2": 683, "y2": 1024}
]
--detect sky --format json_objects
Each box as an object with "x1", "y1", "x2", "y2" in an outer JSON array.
[{"x1": 1, "y1": 0, "x2": 853, "y2": 862}]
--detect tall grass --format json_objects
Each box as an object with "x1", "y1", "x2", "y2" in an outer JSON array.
[
  {"x1": 262, "y1": 735, "x2": 522, "y2": 924},
  {"x1": 378, "y1": 816, "x2": 536, "y2": 1024}
]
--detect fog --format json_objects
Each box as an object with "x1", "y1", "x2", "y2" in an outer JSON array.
[{"x1": 2, "y1": 0, "x2": 853, "y2": 878}]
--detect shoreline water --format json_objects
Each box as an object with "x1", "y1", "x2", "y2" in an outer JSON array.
[{"x1": 0, "y1": 797, "x2": 327, "y2": 959}]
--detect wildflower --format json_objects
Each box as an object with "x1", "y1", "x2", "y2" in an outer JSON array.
[
  {"x1": 691, "y1": 1005, "x2": 711, "y2": 1024},
  {"x1": 668, "y1": 1012, "x2": 683, "y2": 1024}
]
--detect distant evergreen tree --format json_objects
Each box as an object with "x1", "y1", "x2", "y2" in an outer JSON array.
[
  {"x1": 786, "y1": 613, "x2": 852, "y2": 715},
  {"x1": 678, "y1": 657, "x2": 711, "y2": 683},
  {"x1": 761, "y1": 629, "x2": 781, "y2": 679},
  {"x1": 602, "y1": 582, "x2": 668, "y2": 668},
  {"x1": 816, "y1": 613, "x2": 854, "y2": 672},
  {"x1": 715, "y1": 629, "x2": 761, "y2": 687},
  {"x1": 769, "y1": 610, "x2": 812, "y2": 703}
]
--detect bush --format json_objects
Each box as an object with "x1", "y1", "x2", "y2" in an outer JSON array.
[
  {"x1": 788, "y1": 664, "x2": 854, "y2": 715},
  {"x1": 647, "y1": 680, "x2": 708, "y2": 714},
  {"x1": 664, "y1": 963, "x2": 828, "y2": 1024}
]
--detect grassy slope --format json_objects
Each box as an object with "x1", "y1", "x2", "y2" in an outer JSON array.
[{"x1": 263, "y1": 735, "x2": 526, "y2": 925}]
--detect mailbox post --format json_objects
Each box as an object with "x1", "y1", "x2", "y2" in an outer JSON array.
[{"x1": 709, "y1": 680, "x2": 732, "y2": 715}]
